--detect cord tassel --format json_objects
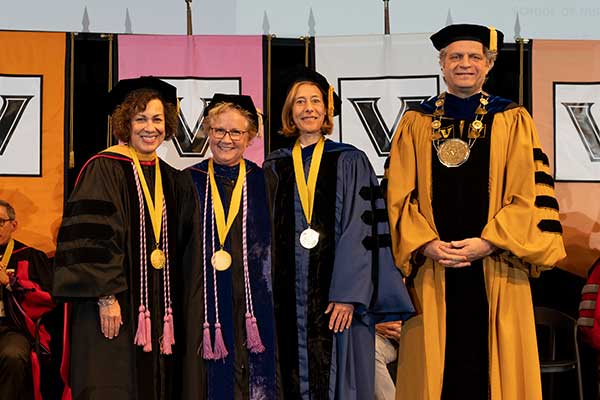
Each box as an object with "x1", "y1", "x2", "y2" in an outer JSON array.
[
  {"x1": 161, "y1": 308, "x2": 175, "y2": 355},
  {"x1": 201, "y1": 322, "x2": 214, "y2": 359},
  {"x1": 245, "y1": 313, "x2": 265, "y2": 353},
  {"x1": 212, "y1": 322, "x2": 228, "y2": 360},
  {"x1": 143, "y1": 309, "x2": 152, "y2": 352},
  {"x1": 134, "y1": 305, "x2": 147, "y2": 346}
]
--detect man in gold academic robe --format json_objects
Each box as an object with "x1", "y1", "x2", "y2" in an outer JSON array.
[{"x1": 385, "y1": 24, "x2": 566, "y2": 399}]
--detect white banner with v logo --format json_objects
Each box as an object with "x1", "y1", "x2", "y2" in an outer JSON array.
[{"x1": 316, "y1": 34, "x2": 443, "y2": 177}]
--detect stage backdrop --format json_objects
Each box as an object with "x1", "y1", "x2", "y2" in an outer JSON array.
[
  {"x1": 533, "y1": 39, "x2": 600, "y2": 277},
  {"x1": 0, "y1": 31, "x2": 66, "y2": 254},
  {"x1": 118, "y1": 35, "x2": 264, "y2": 170},
  {"x1": 315, "y1": 34, "x2": 443, "y2": 177}
]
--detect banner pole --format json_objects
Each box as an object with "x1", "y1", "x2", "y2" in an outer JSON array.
[
  {"x1": 186, "y1": 0, "x2": 193, "y2": 35},
  {"x1": 517, "y1": 37, "x2": 528, "y2": 106},
  {"x1": 266, "y1": 34, "x2": 273, "y2": 153},
  {"x1": 107, "y1": 34, "x2": 114, "y2": 147},
  {"x1": 68, "y1": 33, "x2": 75, "y2": 169},
  {"x1": 383, "y1": 0, "x2": 390, "y2": 35}
]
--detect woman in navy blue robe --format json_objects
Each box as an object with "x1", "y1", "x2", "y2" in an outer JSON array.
[
  {"x1": 264, "y1": 66, "x2": 414, "y2": 400},
  {"x1": 183, "y1": 94, "x2": 278, "y2": 400}
]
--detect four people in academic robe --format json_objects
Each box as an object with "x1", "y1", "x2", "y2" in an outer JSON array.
[{"x1": 46, "y1": 21, "x2": 565, "y2": 400}]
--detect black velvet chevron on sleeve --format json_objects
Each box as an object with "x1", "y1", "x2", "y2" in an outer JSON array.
[
  {"x1": 537, "y1": 219, "x2": 563, "y2": 234},
  {"x1": 535, "y1": 171, "x2": 555, "y2": 188},
  {"x1": 533, "y1": 148, "x2": 549, "y2": 166},
  {"x1": 535, "y1": 195, "x2": 560, "y2": 211}
]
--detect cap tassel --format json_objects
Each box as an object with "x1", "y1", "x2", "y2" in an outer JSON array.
[
  {"x1": 489, "y1": 26, "x2": 498, "y2": 52},
  {"x1": 256, "y1": 109, "x2": 264, "y2": 138},
  {"x1": 327, "y1": 85, "x2": 335, "y2": 124}
]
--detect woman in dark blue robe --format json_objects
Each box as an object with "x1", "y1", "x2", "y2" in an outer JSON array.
[
  {"x1": 183, "y1": 94, "x2": 278, "y2": 400},
  {"x1": 264, "y1": 66, "x2": 414, "y2": 400}
]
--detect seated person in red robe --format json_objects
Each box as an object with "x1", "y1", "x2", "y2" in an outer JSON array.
[{"x1": 0, "y1": 199, "x2": 55, "y2": 400}]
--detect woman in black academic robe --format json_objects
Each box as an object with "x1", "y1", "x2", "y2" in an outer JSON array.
[{"x1": 53, "y1": 77, "x2": 198, "y2": 400}]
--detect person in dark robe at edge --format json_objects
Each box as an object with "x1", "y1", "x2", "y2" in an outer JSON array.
[
  {"x1": 52, "y1": 77, "x2": 198, "y2": 400},
  {"x1": 384, "y1": 24, "x2": 566, "y2": 400},
  {"x1": 0, "y1": 199, "x2": 55, "y2": 400},
  {"x1": 182, "y1": 94, "x2": 278, "y2": 400},
  {"x1": 264, "y1": 66, "x2": 415, "y2": 400}
]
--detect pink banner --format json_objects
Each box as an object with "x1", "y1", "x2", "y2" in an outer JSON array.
[{"x1": 118, "y1": 35, "x2": 264, "y2": 167}]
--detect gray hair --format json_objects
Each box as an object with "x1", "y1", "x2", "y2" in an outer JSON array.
[{"x1": 0, "y1": 200, "x2": 16, "y2": 220}]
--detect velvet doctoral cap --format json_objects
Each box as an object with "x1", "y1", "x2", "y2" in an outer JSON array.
[
  {"x1": 204, "y1": 93, "x2": 260, "y2": 128},
  {"x1": 107, "y1": 76, "x2": 177, "y2": 115},
  {"x1": 430, "y1": 24, "x2": 504, "y2": 52},
  {"x1": 275, "y1": 65, "x2": 341, "y2": 116}
]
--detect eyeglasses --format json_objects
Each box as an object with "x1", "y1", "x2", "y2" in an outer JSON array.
[
  {"x1": 210, "y1": 127, "x2": 247, "y2": 141},
  {"x1": 0, "y1": 218, "x2": 13, "y2": 227}
]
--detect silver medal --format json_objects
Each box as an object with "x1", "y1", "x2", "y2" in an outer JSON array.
[{"x1": 299, "y1": 227, "x2": 319, "y2": 249}]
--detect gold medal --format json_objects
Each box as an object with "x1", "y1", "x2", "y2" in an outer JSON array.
[
  {"x1": 211, "y1": 249, "x2": 232, "y2": 271},
  {"x1": 150, "y1": 248, "x2": 166, "y2": 270},
  {"x1": 437, "y1": 138, "x2": 470, "y2": 167},
  {"x1": 299, "y1": 227, "x2": 319, "y2": 249},
  {"x1": 431, "y1": 120, "x2": 441, "y2": 129}
]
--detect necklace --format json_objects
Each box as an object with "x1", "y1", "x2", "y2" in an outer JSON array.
[{"x1": 431, "y1": 92, "x2": 489, "y2": 167}]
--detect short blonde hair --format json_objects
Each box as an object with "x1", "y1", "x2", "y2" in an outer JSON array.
[
  {"x1": 280, "y1": 81, "x2": 334, "y2": 137},
  {"x1": 200, "y1": 102, "x2": 259, "y2": 140}
]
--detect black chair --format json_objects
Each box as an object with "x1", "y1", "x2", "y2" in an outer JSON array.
[{"x1": 534, "y1": 306, "x2": 583, "y2": 400}]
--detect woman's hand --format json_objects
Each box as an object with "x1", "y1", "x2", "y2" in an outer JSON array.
[
  {"x1": 325, "y1": 302, "x2": 354, "y2": 333},
  {"x1": 98, "y1": 295, "x2": 123, "y2": 339}
]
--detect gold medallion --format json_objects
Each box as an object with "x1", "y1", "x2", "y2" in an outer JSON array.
[
  {"x1": 437, "y1": 138, "x2": 470, "y2": 168},
  {"x1": 150, "y1": 248, "x2": 166, "y2": 270},
  {"x1": 211, "y1": 249, "x2": 232, "y2": 271},
  {"x1": 431, "y1": 120, "x2": 441, "y2": 129}
]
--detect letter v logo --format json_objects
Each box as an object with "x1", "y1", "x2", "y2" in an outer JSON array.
[
  {"x1": 173, "y1": 97, "x2": 210, "y2": 157},
  {"x1": 0, "y1": 95, "x2": 33, "y2": 155},
  {"x1": 348, "y1": 96, "x2": 427, "y2": 156},
  {"x1": 561, "y1": 102, "x2": 600, "y2": 162}
]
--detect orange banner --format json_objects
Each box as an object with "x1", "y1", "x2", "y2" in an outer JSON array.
[
  {"x1": 0, "y1": 31, "x2": 66, "y2": 255},
  {"x1": 532, "y1": 39, "x2": 600, "y2": 277}
]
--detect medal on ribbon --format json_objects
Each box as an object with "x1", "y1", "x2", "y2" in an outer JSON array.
[
  {"x1": 130, "y1": 148, "x2": 165, "y2": 270},
  {"x1": 208, "y1": 158, "x2": 246, "y2": 271},
  {"x1": 292, "y1": 136, "x2": 325, "y2": 249}
]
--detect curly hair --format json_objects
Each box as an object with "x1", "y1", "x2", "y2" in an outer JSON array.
[
  {"x1": 110, "y1": 89, "x2": 178, "y2": 142},
  {"x1": 280, "y1": 81, "x2": 334, "y2": 137},
  {"x1": 200, "y1": 102, "x2": 258, "y2": 140}
]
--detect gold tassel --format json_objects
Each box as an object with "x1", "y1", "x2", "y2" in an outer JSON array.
[
  {"x1": 327, "y1": 85, "x2": 334, "y2": 123},
  {"x1": 488, "y1": 26, "x2": 497, "y2": 52},
  {"x1": 256, "y1": 108, "x2": 264, "y2": 138}
]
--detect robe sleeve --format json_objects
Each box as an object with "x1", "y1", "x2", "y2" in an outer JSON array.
[
  {"x1": 481, "y1": 107, "x2": 566, "y2": 275},
  {"x1": 385, "y1": 112, "x2": 438, "y2": 276},
  {"x1": 328, "y1": 150, "x2": 414, "y2": 320},
  {"x1": 53, "y1": 157, "x2": 129, "y2": 300}
]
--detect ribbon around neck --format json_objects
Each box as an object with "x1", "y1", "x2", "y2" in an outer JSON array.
[
  {"x1": 208, "y1": 158, "x2": 246, "y2": 249},
  {"x1": 0, "y1": 239, "x2": 14, "y2": 270},
  {"x1": 130, "y1": 148, "x2": 163, "y2": 248},
  {"x1": 292, "y1": 136, "x2": 325, "y2": 226}
]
